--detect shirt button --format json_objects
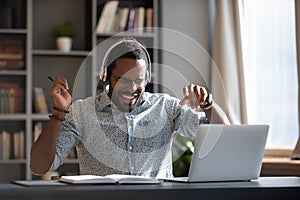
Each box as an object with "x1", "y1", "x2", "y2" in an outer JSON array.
[{"x1": 129, "y1": 146, "x2": 133, "y2": 150}]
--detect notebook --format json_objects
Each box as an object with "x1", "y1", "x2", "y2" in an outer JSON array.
[{"x1": 164, "y1": 124, "x2": 269, "y2": 183}]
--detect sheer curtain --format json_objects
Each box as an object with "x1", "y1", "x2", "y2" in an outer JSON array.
[
  {"x1": 212, "y1": 0, "x2": 299, "y2": 152},
  {"x1": 242, "y1": 0, "x2": 298, "y2": 149},
  {"x1": 211, "y1": 0, "x2": 247, "y2": 124},
  {"x1": 292, "y1": 0, "x2": 300, "y2": 159}
]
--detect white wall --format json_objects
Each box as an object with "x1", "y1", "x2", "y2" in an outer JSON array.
[{"x1": 159, "y1": 0, "x2": 211, "y2": 99}]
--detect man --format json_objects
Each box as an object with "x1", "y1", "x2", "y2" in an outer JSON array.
[{"x1": 30, "y1": 39, "x2": 227, "y2": 178}]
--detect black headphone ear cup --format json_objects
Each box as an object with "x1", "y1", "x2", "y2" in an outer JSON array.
[{"x1": 96, "y1": 80, "x2": 109, "y2": 94}]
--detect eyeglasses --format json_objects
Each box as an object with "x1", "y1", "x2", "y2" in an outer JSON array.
[{"x1": 112, "y1": 74, "x2": 148, "y2": 87}]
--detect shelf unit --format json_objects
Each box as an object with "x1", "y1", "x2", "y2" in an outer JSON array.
[{"x1": 0, "y1": 0, "x2": 159, "y2": 181}]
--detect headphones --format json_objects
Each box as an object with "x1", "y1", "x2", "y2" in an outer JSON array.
[{"x1": 99, "y1": 38, "x2": 152, "y2": 86}]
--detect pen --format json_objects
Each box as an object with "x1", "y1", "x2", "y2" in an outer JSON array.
[{"x1": 48, "y1": 76, "x2": 54, "y2": 82}]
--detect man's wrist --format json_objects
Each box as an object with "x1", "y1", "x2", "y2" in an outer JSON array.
[{"x1": 48, "y1": 109, "x2": 67, "y2": 123}]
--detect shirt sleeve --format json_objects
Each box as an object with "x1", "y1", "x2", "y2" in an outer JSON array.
[{"x1": 173, "y1": 101, "x2": 208, "y2": 139}]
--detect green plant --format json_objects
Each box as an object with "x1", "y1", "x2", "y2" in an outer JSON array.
[
  {"x1": 53, "y1": 22, "x2": 74, "y2": 38},
  {"x1": 172, "y1": 134, "x2": 194, "y2": 177}
]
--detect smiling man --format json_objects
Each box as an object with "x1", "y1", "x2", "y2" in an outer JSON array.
[
  {"x1": 110, "y1": 58, "x2": 147, "y2": 112},
  {"x1": 30, "y1": 39, "x2": 228, "y2": 178}
]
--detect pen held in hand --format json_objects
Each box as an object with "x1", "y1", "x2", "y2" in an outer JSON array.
[
  {"x1": 48, "y1": 76, "x2": 54, "y2": 82},
  {"x1": 48, "y1": 76, "x2": 70, "y2": 91}
]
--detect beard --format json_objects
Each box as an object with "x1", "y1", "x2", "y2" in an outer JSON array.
[{"x1": 109, "y1": 86, "x2": 143, "y2": 112}]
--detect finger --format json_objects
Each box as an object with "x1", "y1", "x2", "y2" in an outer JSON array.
[
  {"x1": 193, "y1": 85, "x2": 201, "y2": 108},
  {"x1": 182, "y1": 85, "x2": 189, "y2": 97},
  {"x1": 53, "y1": 77, "x2": 69, "y2": 90},
  {"x1": 50, "y1": 82, "x2": 69, "y2": 97},
  {"x1": 51, "y1": 82, "x2": 66, "y2": 92},
  {"x1": 188, "y1": 84, "x2": 197, "y2": 108},
  {"x1": 200, "y1": 87, "x2": 208, "y2": 105},
  {"x1": 180, "y1": 85, "x2": 190, "y2": 106},
  {"x1": 194, "y1": 86, "x2": 208, "y2": 105}
]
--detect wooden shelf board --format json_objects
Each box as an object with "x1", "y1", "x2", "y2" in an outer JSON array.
[{"x1": 32, "y1": 49, "x2": 90, "y2": 57}]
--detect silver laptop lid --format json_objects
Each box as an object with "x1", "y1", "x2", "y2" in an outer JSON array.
[{"x1": 188, "y1": 124, "x2": 269, "y2": 182}]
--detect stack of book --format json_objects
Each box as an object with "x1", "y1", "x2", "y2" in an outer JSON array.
[
  {"x1": 0, "y1": 36, "x2": 25, "y2": 70},
  {"x1": 96, "y1": 1, "x2": 153, "y2": 34}
]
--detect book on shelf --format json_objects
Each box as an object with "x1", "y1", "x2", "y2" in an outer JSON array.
[
  {"x1": 0, "y1": 82, "x2": 24, "y2": 114},
  {"x1": 13, "y1": 130, "x2": 25, "y2": 159},
  {"x1": 0, "y1": 37, "x2": 25, "y2": 70},
  {"x1": 33, "y1": 121, "x2": 43, "y2": 142},
  {"x1": 1, "y1": 130, "x2": 12, "y2": 160},
  {"x1": 0, "y1": 60, "x2": 24, "y2": 70},
  {"x1": 33, "y1": 87, "x2": 49, "y2": 114},
  {"x1": 146, "y1": 7, "x2": 153, "y2": 33},
  {"x1": 118, "y1": 7, "x2": 129, "y2": 32},
  {"x1": 96, "y1": 1, "x2": 119, "y2": 34},
  {"x1": 0, "y1": 130, "x2": 25, "y2": 160},
  {"x1": 127, "y1": 7, "x2": 137, "y2": 32},
  {"x1": 111, "y1": 8, "x2": 121, "y2": 33},
  {"x1": 0, "y1": 132, "x2": 2, "y2": 160},
  {"x1": 59, "y1": 174, "x2": 160, "y2": 185},
  {"x1": 136, "y1": 7, "x2": 145, "y2": 33},
  {"x1": 96, "y1": 1, "x2": 153, "y2": 34}
]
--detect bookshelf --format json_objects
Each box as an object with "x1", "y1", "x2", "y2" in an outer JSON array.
[
  {"x1": 0, "y1": 0, "x2": 28, "y2": 182},
  {"x1": 0, "y1": 0, "x2": 159, "y2": 181}
]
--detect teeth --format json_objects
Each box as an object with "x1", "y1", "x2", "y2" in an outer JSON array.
[{"x1": 122, "y1": 94, "x2": 135, "y2": 99}]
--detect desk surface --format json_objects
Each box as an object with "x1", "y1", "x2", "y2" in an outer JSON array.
[{"x1": 1, "y1": 177, "x2": 300, "y2": 200}]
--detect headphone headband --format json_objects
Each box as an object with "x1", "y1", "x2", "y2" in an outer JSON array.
[{"x1": 99, "y1": 38, "x2": 152, "y2": 82}]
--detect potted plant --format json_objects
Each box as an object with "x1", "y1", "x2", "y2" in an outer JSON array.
[{"x1": 53, "y1": 22, "x2": 74, "y2": 52}]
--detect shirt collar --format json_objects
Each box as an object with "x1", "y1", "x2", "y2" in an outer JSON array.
[{"x1": 96, "y1": 92, "x2": 111, "y2": 112}]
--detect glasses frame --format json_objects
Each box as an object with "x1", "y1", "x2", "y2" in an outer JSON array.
[{"x1": 111, "y1": 74, "x2": 148, "y2": 88}]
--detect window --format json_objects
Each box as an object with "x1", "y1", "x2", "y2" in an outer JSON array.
[{"x1": 241, "y1": 0, "x2": 298, "y2": 149}]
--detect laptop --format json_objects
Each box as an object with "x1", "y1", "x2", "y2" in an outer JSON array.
[{"x1": 164, "y1": 124, "x2": 269, "y2": 182}]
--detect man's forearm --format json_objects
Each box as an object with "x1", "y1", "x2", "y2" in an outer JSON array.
[{"x1": 30, "y1": 112, "x2": 65, "y2": 175}]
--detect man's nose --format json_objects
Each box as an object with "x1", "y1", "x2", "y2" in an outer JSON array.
[{"x1": 127, "y1": 82, "x2": 139, "y2": 91}]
